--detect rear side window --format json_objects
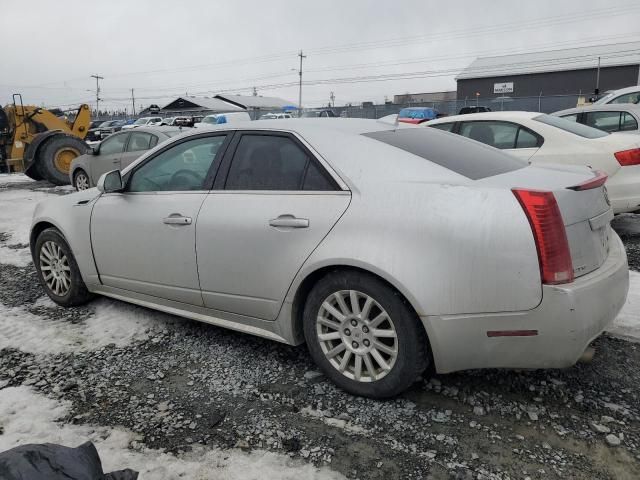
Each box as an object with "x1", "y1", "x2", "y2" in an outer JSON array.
[
  {"x1": 622, "y1": 112, "x2": 639, "y2": 131},
  {"x1": 363, "y1": 128, "x2": 526, "y2": 180},
  {"x1": 584, "y1": 111, "x2": 626, "y2": 133},
  {"x1": 225, "y1": 135, "x2": 337, "y2": 191},
  {"x1": 458, "y1": 121, "x2": 541, "y2": 149},
  {"x1": 534, "y1": 114, "x2": 608, "y2": 138}
]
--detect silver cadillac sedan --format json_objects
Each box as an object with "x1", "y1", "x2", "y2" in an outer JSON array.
[{"x1": 30, "y1": 119, "x2": 629, "y2": 398}]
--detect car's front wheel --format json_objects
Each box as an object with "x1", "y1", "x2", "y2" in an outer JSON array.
[
  {"x1": 34, "y1": 228, "x2": 94, "y2": 307},
  {"x1": 74, "y1": 169, "x2": 90, "y2": 191},
  {"x1": 303, "y1": 270, "x2": 429, "y2": 398}
]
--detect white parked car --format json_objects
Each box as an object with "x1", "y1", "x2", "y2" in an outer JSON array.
[
  {"x1": 426, "y1": 112, "x2": 640, "y2": 214},
  {"x1": 593, "y1": 86, "x2": 640, "y2": 106},
  {"x1": 193, "y1": 112, "x2": 251, "y2": 128},
  {"x1": 30, "y1": 119, "x2": 628, "y2": 397},
  {"x1": 552, "y1": 104, "x2": 640, "y2": 135},
  {"x1": 121, "y1": 117, "x2": 163, "y2": 130}
]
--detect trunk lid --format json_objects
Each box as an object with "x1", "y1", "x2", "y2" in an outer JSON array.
[{"x1": 478, "y1": 164, "x2": 612, "y2": 279}]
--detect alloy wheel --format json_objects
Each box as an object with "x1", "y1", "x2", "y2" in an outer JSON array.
[
  {"x1": 39, "y1": 240, "x2": 71, "y2": 296},
  {"x1": 316, "y1": 290, "x2": 398, "y2": 382},
  {"x1": 75, "y1": 172, "x2": 90, "y2": 190}
]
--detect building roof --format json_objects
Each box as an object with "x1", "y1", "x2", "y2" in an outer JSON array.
[
  {"x1": 161, "y1": 97, "x2": 245, "y2": 112},
  {"x1": 215, "y1": 94, "x2": 295, "y2": 109},
  {"x1": 456, "y1": 41, "x2": 640, "y2": 80}
]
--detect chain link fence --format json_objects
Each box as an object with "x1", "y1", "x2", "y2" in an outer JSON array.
[
  {"x1": 92, "y1": 94, "x2": 585, "y2": 122},
  {"x1": 330, "y1": 94, "x2": 583, "y2": 119}
]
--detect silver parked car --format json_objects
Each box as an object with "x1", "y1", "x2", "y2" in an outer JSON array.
[
  {"x1": 31, "y1": 119, "x2": 628, "y2": 398},
  {"x1": 69, "y1": 126, "x2": 183, "y2": 190}
]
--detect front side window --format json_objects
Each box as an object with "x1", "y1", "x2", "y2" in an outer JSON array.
[
  {"x1": 225, "y1": 134, "x2": 336, "y2": 191},
  {"x1": 610, "y1": 92, "x2": 640, "y2": 104},
  {"x1": 99, "y1": 133, "x2": 128, "y2": 155},
  {"x1": 128, "y1": 135, "x2": 227, "y2": 192},
  {"x1": 127, "y1": 132, "x2": 153, "y2": 152}
]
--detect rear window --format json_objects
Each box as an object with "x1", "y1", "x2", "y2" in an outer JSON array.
[
  {"x1": 164, "y1": 129, "x2": 183, "y2": 137},
  {"x1": 363, "y1": 128, "x2": 526, "y2": 180},
  {"x1": 533, "y1": 114, "x2": 608, "y2": 138},
  {"x1": 398, "y1": 108, "x2": 437, "y2": 120}
]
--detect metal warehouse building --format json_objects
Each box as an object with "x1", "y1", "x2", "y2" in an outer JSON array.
[{"x1": 456, "y1": 41, "x2": 640, "y2": 100}]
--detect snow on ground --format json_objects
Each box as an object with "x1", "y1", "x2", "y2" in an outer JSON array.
[
  {"x1": 607, "y1": 270, "x2": 640, "y2": 343},
  {"x1": 0, "y1": 386, "x2": 344, "y2": 480},
  {"x1": 0, "y1": 297, "x2": 172, "y2": 355},
  {"x1": 0, "y1": 189, "x2": 56, "y2": 266},
  {"x1": 0, "y1": 173, "x2": 34, "y2": 185}
]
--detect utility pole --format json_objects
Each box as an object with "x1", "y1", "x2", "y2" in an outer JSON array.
[
  {"x1": 90, "y1": 74, "x2": 104, "y2": 116},
  {"x1": 298, "y1": 50, "x2": 306, "y2": 115},
  {"x1": 330, "y1": 91, "x2": 335, "y2": 108},
  {"x1": 595, "y1": 56, "x2": 601, "y2": 96},
  {"x1": 131, "y1": 88, "x2": 136, "y2": 116}
]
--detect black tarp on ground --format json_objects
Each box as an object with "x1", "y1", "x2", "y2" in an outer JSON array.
[{"x1": 0, "y1": 441, "x2": 138, "y2": 480}]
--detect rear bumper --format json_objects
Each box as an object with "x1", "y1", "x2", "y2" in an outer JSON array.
[
  {"x1": 607, "y1": 166, "x2": 640, "y2": 213},
  {"x1": 423, "y1": 232, "x2": 629, "y2": 373}
]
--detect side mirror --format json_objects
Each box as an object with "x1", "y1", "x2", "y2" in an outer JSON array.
[
  {"x1": 97, "y1": 170, "x2": 123, "y2": 193},
  {"x1": 91, "y1": 146, "x2": 100, "y2": 155}
]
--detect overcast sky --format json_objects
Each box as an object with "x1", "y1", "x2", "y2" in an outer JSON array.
[{"x1": 1, "y1": 0, "x2": 639, "y2": 112}]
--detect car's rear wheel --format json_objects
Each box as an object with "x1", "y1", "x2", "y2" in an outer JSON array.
[
  {"x1": 303, "y1": 270, "x2": 429, "y2": 398},
  {"x1": 74, "y1": 169, "x2": 90, "y2": 191},
  {"x1": 34, "y1": 228, "x2": 94, "y2": 307}
]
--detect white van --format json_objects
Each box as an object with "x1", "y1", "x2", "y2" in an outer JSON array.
[{"x1": 193, "y1": 111, "x2": 251, "y2": 128}]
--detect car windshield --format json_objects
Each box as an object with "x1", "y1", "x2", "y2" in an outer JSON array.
[
  {"x1": 98, "y1": 121, "x2": 113, "y2": 127},
  {"x1": 363, "y1": 128, "x2": 526, "y2": 180},
  {"x1": 533, "y1": 114, "x2": 609, "y2": 138},
  {"x1": 133, "y1": 118, "x2": 149, "y2": 125}
]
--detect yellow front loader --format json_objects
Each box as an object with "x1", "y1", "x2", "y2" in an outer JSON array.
[{"x1": 0, "y1": 94, "x2": 91, "y2": 185}]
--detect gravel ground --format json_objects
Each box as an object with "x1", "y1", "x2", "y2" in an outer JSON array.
[{"x1": 0, "y1": 180, "x2": 639, "y2": 479}]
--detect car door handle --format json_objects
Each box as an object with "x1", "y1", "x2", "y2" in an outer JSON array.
[
  {"x1": 269, "y1": 215, "x2": 309, "y2": 229},
  {"x1": 163, "y1": 215, "x2": 192, "y2": 225}
]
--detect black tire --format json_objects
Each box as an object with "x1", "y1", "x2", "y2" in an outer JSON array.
[
  {"x1": 303, "y1": 270, "x2": 429, "y2": 398},
  {"x1": 33, "y1": 228, "x2": 94, "y2": 307},
  {"x1": 36, "y1": 134, "x2": 88, "y2": 185},
  {"x1": 73, "y1": 169, "x2": 91, "y2": 191}
]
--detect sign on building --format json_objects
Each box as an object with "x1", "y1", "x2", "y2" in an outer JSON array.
[{"x1": 493, "y1": 82, "x2": 514, "y2": 94}]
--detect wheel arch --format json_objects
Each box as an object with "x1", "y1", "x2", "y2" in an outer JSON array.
[
  {"x1": 30, "y1": 220, "x2": 64, "y2": 256},
  {"x1": 289, "y1": 263, "x2": 433, "y2": 363}
]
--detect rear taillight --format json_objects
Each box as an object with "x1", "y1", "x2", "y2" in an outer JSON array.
[
  {"x1": 512, "y1": 189, "x2": 574, "y2": 285},
  {"x1": 615, "y1": 148, "x2": 640, "y2": 166}
]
